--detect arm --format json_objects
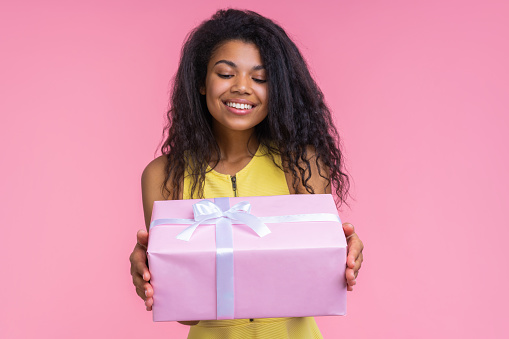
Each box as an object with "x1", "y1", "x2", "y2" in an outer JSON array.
[
  {"x1": 130, "y1": 156, "x2": 167, "y2": 312},
  {"x1": 284, "y1": 146, "x2": 364, "y2": 291},
  {"x1": 129, "y1": 156, "x2": 199, "y2": 325}
]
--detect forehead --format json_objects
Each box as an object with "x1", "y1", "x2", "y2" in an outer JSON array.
[{"x1": 208, "y1": 40, "x2": 263, "y2": 67}]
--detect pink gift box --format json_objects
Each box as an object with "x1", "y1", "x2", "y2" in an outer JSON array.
[{"x1": 147, "y1": 194, "x2": 347, "y2": 322}]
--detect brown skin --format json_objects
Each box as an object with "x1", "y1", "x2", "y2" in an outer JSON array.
[{"x1": 129, "y1": 40, "x2": 364, "y2": 325}]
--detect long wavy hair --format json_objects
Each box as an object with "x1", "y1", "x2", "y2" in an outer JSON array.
[{"x1": 161, "y1": 8, "x2": 350, "y2": 206}]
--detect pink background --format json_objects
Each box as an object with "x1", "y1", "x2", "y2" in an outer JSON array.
[{"x1": 1, "y1": 0, "x2": 507, "y2": 338}]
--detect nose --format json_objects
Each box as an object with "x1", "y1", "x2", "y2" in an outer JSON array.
[{"x1": 231, "y1": 74, "x2": 252, "y2": 94}]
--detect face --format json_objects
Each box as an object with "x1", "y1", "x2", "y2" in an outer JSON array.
[{"x1": 200, "y1": 40, "x2": 268, "y2": 134}]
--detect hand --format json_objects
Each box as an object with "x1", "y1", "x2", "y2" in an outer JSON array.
[
  {"x1": 129, "y1": 229, "x2": 154, "y2": 311},
  {"x1": 342, "y1": 223, "x2": 363, "y2": 291}
]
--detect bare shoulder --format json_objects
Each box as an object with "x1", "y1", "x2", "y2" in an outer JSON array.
[
  {"x1": 142, "y1": 155, "x2": 168, "y2": 189},
  {"x1": 284, "y1": 145, "x2": 331, "y2": 194},
  {"x1": 141, "y1": 155, "x2": 169, "y2": 230}
]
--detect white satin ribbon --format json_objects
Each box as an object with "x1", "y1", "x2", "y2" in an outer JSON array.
[{"x1": 176, "y1": 199, "x2": 271, "y2": 241}]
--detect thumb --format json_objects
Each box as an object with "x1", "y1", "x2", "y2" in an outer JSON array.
[
  {"x1": 137, "y1": 229, "x2": 149, "y2": 248},
  {"x1": 342, "y1": 222, "x2": 355, "y2": 239}
]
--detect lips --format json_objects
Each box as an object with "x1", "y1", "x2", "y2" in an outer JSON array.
[
  {"x1": 222, "y1": 100, "x2": 257, "y2": 115},
  {"x1": 222, "y1": 99, "x2": 257, "y2": 111}
]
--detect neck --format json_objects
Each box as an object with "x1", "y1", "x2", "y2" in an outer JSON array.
[{"x1": 211, "y1": 125, "x2": 259, "y2": 163}]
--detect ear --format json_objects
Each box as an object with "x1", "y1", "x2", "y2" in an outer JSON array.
[{"x1": 199, "y1": 85, "x2": 206, "y2": 95}]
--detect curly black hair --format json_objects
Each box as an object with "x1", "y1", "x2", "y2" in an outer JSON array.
[{"x1": 161, "y1": 8, "x2": 350, "y2": 206}]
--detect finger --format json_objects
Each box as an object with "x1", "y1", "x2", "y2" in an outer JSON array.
[
  {"x1": 342, "y1": 223, "x2": 355, "y2": 239},
  {"x1": 144, "y1": 282, "x2": 154, "y2": 298},
  {"x1": 353, "y1": 252, "x2": 363, "y2": 278},
  {"x1": 143, "y1": 294, "x2": 153, "y2": 311},
  {"x1": 347, "y1": 236, "x2": 364, "y2": 268},
  {"x1": 131, "y1": 265, "x2": 150, "y2": 284},
  {"x1": 130, "y1": 246, "x2": 150, "y2": 281},
  {"x1": 345, "y1": 252, "x2": 363, "y2": 286},
  {"x1": 137, "y1": 261, "x2": 150, "y2": 282},
  {"x1": 130, "y1": 243, "x2": 147, "y2": 266},
  {"x1": 132, "y1": 259, "x2": 152, "y2": 284},
  {"x1": 135, "y1": 280, "x2": 154, "y2": 300},
  {"x1": 136, "y1": 286, "x2": 147, "y2": 301},
  {"x1": 347, "y1": 285, "x2": 353, "y2": 292},
  {"x1": 345, "y1": 254, "x2": 363, "y2": 283},
  {"x1": 130, "y1": 262, "x2": 150, "y2": 283},
  {"x1": 345, "y1": 267, "x2": 356, "y2": 283},
  {"x1": 132, "y1": 272, "x2": 147, "y2": 290},
  {"x1": 137, "y1": 229, "x2": 149, "y2": 249},
  {"x1": 145, "y1": 296, "x2": 154, "y2": 308}
]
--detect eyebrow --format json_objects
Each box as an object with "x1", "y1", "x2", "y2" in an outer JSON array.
[{"x1": 214, "y1": 60, "x2": 265, "y2": 70}]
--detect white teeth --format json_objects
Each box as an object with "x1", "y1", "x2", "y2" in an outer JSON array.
[{"x1": 226, "y1": 102, "x2": 253, "y2": 110}]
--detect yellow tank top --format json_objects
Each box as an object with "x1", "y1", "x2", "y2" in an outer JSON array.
[
  {"x1": 183, "y1": 144, "x2": 323, "y2": 339},
  {"x1": 183, "y1": 144, "x2": 290, "y2": 199}
]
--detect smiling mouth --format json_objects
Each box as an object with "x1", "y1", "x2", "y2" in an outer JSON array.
[{"x1": 223, "y1": 101, "x2": 255, "y2": 110}]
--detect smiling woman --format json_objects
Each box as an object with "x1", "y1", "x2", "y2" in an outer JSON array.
[
  {"x1": 201, "y1": 40, "x2": 269, "y2": 135},
  {"x1": 129, "y1": 8, "x2": 364, "y2": 339},
  {"x1": 153, "y1": 9, "x2": 352, "y2": 202}
]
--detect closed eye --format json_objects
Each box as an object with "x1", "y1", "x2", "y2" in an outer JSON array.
[
  {"x1": 253, "y1": 78, "x2": 267, "y2": 84},
  {"x1": 217, "y1": 74, "x2": 233, "y2": 79}
]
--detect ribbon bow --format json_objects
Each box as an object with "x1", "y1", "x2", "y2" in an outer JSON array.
[
  {"x1": 176, "y1": 199, "x2": 271, "y2": 241},
  {"x1": 175, "y1": 198, "x2": 271, "y2": 320}
]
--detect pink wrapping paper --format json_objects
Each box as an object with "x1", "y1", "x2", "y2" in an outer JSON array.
[{"x1": 147, "y1": 194, "x2": 347, "y2": 321}]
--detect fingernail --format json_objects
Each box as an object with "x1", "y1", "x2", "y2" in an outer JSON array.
[
  {"x1": 351, "y1": 279, "x2": 356, "y2": 285},
  {"x1": 145, "y1": 290, "x2": 148, "y2": 297}
]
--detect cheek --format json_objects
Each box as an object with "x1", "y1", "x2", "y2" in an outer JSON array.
[
  {"x1": 206, "y1": 79, "x2": 226, "y2": 100},
  {"x1": 205, "y1": 82, "x2": 221, "y2": 108},
  {"x1": 257, "y1": 87, "x2": 269, "y2": 107},
  {"x1": 257, "y1": 83, "x2": 268, "y2": 99}
]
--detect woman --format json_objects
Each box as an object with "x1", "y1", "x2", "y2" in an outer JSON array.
[{"x1": 130, "y1": 9, "x2": 364, "y2": 338}]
